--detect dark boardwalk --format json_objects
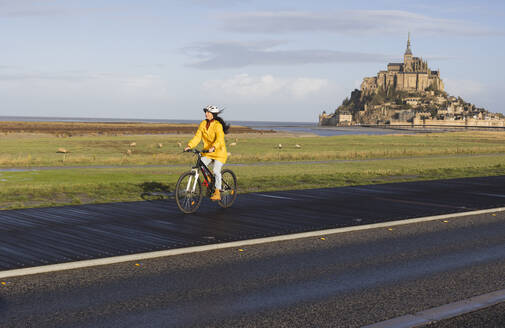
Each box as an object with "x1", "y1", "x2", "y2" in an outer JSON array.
[{"x1": 1, "y1": 176, "x2": 505, "y2": 271}]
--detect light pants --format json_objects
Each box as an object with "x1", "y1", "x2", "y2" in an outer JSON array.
[{"x1": 201, "y1": 157, "x2": 224, "y2": 190}]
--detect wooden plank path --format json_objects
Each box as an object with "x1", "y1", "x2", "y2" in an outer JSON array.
[{"x1": 1, "y1": 176, "x2": 505, "y2": 271}]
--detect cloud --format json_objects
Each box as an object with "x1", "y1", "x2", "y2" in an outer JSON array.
[
  {"x1": 0, "y1": 1, "x2": 124, "y2": 18},
  {"x1": 0, "y1": 0, "x2": 64, "y2": 17},
  {"x1": 0, "y1": 8, "x2": 69, "y2": 18},
  {"x1": 443, "y1": 78, "x2": 504, "y2": 114},
  {"x1": 0, "y1": 70, "x2": 84, "y2": 82},
  {"x1": 184, "y1": 41, "x2": 390, "y2": 69},
  {"x1": 219, "y1": 10, "x2": 503, "y2": 36},
  {"x1": 200, "y1": 73, "x2": 347, "y2": 121},
  {"x1": 444, "y1": 78, "x2": 486, "y2": 98},
  {"x1": 0, "y1": 69, "x2": 172, "y2": 101},
  {"x1": 202, "y1": 73, "x2": 329, "y2": 100},
  {"x1": 187, "y1": 0, "x2": 252, "y2": 7},
  {"x1": 290, "y1": 78, "x2": 329, "y2": 99}
]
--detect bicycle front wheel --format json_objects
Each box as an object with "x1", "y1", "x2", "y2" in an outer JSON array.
[
  {"x1": 175, "y1": 171, "x2": 203, "y2": 214},
  {"x1": 218, "y1": 169, "x2": 237, "y2": 208}
]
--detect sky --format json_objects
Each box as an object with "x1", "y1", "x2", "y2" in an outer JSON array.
[{"x1": 1, "y1": 0, "x2": 504, "y2": 122}]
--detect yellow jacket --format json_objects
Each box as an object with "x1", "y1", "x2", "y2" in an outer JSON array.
[{"x1": 187, "y1": 120, "x2": 228, "y2": 164}]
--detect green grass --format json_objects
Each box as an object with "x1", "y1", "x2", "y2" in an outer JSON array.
[{"x1": 1, "y1": 152, "x2": 505, "y2": 210}]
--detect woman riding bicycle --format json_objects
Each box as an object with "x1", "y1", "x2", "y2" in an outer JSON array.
[{"x1": 184, "y1": 105, "x2": 230, "y2": 201}]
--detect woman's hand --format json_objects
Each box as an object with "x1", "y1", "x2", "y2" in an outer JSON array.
[
  {"x1": 184, "y1": 146, "x2": 191, "y2": 152},
  {"x1": 209, "y1": 147, "x2": 215, "y2": 153}
]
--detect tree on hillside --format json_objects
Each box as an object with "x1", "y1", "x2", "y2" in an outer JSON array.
[{"x1": 336, "y1": 89, "x2": 363, "y2": 114}]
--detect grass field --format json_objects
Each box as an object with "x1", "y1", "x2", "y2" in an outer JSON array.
[
  {"x1": 1, "y1": 125, "x2": 505, "y2": 210},
  {"x1": 1, "y1": 131, "x2": 505, "y2": 167}
]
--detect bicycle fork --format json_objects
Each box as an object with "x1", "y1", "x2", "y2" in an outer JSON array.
[{"x1": 186, "y1": 168, "x2": 200, "y2": 193}]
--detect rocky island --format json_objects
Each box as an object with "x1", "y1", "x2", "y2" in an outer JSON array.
[{"x1": 320, "y1": 35, "x2": 505, "y2": 128}]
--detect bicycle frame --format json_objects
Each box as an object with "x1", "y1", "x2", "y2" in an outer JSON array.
[
  {"x1": 186, "y1": 151, "x2": 215, "y2": 194},
  {"x1": 177, "y1": 148, "x2": 237, "y2": 213}
]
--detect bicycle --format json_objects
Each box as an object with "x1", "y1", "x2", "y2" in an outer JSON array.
[{"x1": 175, "y1": 149, "x2": 237, "y2": 214}]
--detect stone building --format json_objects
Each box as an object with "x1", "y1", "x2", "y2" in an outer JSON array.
[
  {"x1": 318, "y1": 111, "x2": 353, "y2": 126},
  {"x1": 318, "y1": 112, "x2": 337, "y2": 126},
  {"x1": 361, "y1": 34, "x2": 444, "y2": 96},
  {"x1": 336, "y1": 112, "x2": 353, "y2": 125}
]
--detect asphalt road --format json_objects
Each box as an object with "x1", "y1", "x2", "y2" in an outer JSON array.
[
  {"x1": 425, "y1": 302, "x2": 505, "y2": 328},
  {"x1": 2, "y1": 175, "x2": 505, "y2": 271},
  {"x1": 1, "y1": 210, "x2": 505, "y2": 327}
]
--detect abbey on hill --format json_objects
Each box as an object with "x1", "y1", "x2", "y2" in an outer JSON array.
[
  {"x1": 361, "y1": 33, "x2": 444, "y2": 96},
  {"x1": 320, "y1": 35, "x2": 505, "y2": 127}
]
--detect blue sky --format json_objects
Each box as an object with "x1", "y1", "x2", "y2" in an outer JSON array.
[{"x1": 1, "y1": 0, "x2": 504, "y2": 122}]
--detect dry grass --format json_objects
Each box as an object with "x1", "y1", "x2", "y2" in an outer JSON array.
[
  {"x1": 0, "y1": 130, "x2": 505, "y2": 167},
  {"x1": 0, "y1": 121, "x2": 266, "y2": 136}
]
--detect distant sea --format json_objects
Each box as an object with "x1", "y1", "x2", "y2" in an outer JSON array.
[{"x1": 0, "y1": 116, "x2": 407, "y2": 136}]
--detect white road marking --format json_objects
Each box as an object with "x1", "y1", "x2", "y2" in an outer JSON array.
[
  {"x1": 0, "y1": 207, "x2": 504, "y2": 279},
  {"x1": 363, "y1": 288, "x2": 505, "y2": 328},
  {"x1": 255, "y1": 194, "x2": 296, "y2": 200},
  {"x1": 280, "y1": 192, "x2": 320, "y2": 199},
  {"x1": 349, "y1": 187, "x2": 395, "y2": 194},
  {"x1": 473, "y1": 192, "x2": 505, "y2": 198}
]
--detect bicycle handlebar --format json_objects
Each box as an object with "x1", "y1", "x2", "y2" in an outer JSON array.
[{"x1": 184, "y1": 149, "x2": 211, "y2": 154}]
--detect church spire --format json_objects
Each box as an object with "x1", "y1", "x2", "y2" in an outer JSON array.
[{"x1": 405, "y1": 32, "x2": 412, "y2": 55}]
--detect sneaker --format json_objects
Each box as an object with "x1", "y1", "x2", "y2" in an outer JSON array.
[{"x1": 210, "y1": 189, "x2": 221, "y2": 201}]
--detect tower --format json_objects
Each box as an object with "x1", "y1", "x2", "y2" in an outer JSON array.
[{"x1": 404, "y1": 32, "x2": 413, "y2": 71}]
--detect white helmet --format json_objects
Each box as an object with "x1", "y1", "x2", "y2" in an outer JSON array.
[{"x1": 203, "y1": 105, "x2": 222, "y2": 114}]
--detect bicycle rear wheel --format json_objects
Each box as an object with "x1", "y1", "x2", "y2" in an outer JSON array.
[
  {"x1": 218, "y1": 169, "x2": 237, "y2": 208},
  {"x1": 175, "y1": 171, "x2": 203, "y2": 213}
]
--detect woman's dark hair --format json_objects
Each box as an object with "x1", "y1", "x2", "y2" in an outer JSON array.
[{"x1": 213, "y1": 114, "x2": 230, "y2": 134}]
